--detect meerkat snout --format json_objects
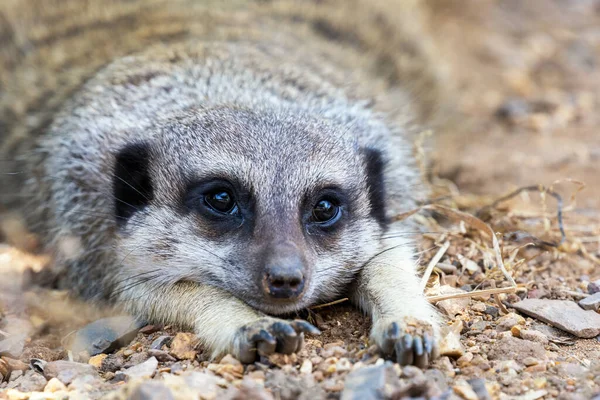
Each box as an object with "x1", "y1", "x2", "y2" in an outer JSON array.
[{"x1": 261, "y1": 242, "x2": 307, "y2": 300}]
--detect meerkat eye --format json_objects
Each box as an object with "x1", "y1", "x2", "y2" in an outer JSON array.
[
  {"x1": 312, "y1": 198, "x2": 341, "y2": 224},
  {"x1": 204, "y1": 190, "x2": 237, "y2": 214}
]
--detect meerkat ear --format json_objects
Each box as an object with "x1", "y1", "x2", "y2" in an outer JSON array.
[
  {"x1": 113, "y1": 142, "x2": 154, "y2": 226},
  {"x1": 360, "y1": 147, "x2": 387, "y2": 227}
]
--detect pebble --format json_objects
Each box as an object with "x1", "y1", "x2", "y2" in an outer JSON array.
[
  {"x1": 88, "y1": 353, "x2": 107, "y2": 369},
  {"x1": 2, "y1": 357, "x2": 28, "y2": 372},
  {"x1": 0, "y1": 334, "x2": 26, "y2": 358},
  {"x1": 123, "y1": 356, "x2": 158, "y2": 379},
  {"x1": 169, "y1": 333, "x2": 198, "y2": 360},
  {"x1": 487, "y1": 337, "x2": 546, "y2": 364},
  {"x1": 453, "y1": 379, "x2": 478, "y2": 400},
  {"x1": 467, "y1": 378, "x2": 491, "y2": 400},
  {"x1": 299, "y1": 359, "x2": 313, "y2": 374},
  {"x1": 130, "y1": 381, "x2": 175, "y2": 400},
  {"x1": 148, "y1": 349, "x2": 176, "y2": 362},
  {"x1": 588, "y1": 279, "x2": 600, "y2": 294},
  {"x1": 44, "y1": 377, "x2": 67, "y2": 393},
  {"x1": 522, "y1": 357, "x2": 539, "y2": 366},
  {"x1": 43, "y1": 360, "x2": 99, "y2": 385},
  {"x1": 436, "y1": 357, "x2": 456, "y2": 378},
  {"x1": 70, "y1": 316, "x2": 144, "y2": 356},
  {"x1": 484, "y1": 306, "x2": 499, "y2": 317},
  {"x1": 513, "y1": 299, "x2": 600, "y2": 338},
  {"x1": 457, "y1": 352, "x2": 474, "y2": 367},
  {"x1": 496, "y1": 312, "x2": 525, "y2": 331},
  {"x1": 579, "y1": 292, "x2": 600, "y2": 311},
  {"x1": 163, "y1": 371, "x2": 219, "y2": 399},
  {"x1": 439, "y1": 320, "x2": 465, "y2": 357},
  {"x1": 340, "y1": 364, "x2": 396, "y2": 400},
  {"x1": 471, "y1": 303, "x2": 487, "y2": 313},
  {"x1": 436, "y1": 286, "x2": 471, "y2": 317},
  {"x1": 150, "y1": 335, "x2": 172, "y2": 350},
  {"x1": 7, "y1": 370, "x2": 48, "y2": 392}
]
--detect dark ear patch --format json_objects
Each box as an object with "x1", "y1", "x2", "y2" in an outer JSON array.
[
  {"x1": 113, "y1": 142, "x2": 153, "y2": 226},
  {"x1": 361, "y1": 147, "x2": 387, "y2": 226}
]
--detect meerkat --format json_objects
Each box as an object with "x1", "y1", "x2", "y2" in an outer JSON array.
[{"x1": 0, "y1": 0, "x2": 445, "y2": 366}]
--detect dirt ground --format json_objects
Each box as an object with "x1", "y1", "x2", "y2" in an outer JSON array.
[{"x1": 2, "y1": 1, "x2": 600, "y2": 399}]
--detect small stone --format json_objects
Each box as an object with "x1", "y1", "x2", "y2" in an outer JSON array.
[
  {"x1": 124, "y1": 356, "x2": 158, "y2": 379},
  {"x1": 436, "y1": 286, "x2": 471, "y2": 317},
  {"x1": 484, "y1": 306, "x2": 499, "y2": 317},
  {"x1": 164, "y1": 371, "x2": 219, "y2": 399},
  {"x1": 8, "y1": 370, "x2": 47, "y2": 392},
  {"x1": 519, "y1": 329, "x2": 549, "y2": 344},
  {"x1": 70, "y1": 316, "x2": 144, "y2": 356},
  {"x1": 336, "y1": 358, "x2": 352, "y2": 372},
  {"x1": 44, "y1": 377, "x2": 67, "y2": 393},
  {"x1": 457, "y1": 352, "x2": 474, "y2": 367},
  {"x1": 453, "y1": 379, "x2": 478, "y2": 400},
  {"x1": 522, "y1": 357, "x2": 539, "y2": 366},
  {"x1": 487, "y1": 337, "x2": 546, "y2": 364},
  {"x1": 323, "y1": 341, "x2": 345, "y2": 350},
  {"x1": 471, "y1": 303, "x2": 487, "y2": 313},
  {"x1": 300, "y1": 359, "x2": 313, "y2": 374},
  {"x1": 220, "y1": 354, "x2": 242, "y2": 366},
  {"x1": 130, "y1": 380, "x2": 175, "y2": 400},
  {"x1": 435, "y1": 357, "x2": 455, "y2": 378},
  {"x1": 525, "y1": 363, "x2": 547, "y2": 373},
  {"x1": 123, "y1": 349, "x2": 134, "y2": 356},
  {"x1": 513, "y1": 299, "x2": 600, "y2": 338},
  {"x1": 533, "y1": 377, "x2": 547, "y2": 389},
  {"x1": 439, "y1": 320, "x2": 465, "y2": 357},
  {"x1": 150, "y1": 335, "x2": 172, "y2": 350},
  {"x1": 88, "y1": 354, "x2": 107, "y2": 369},
  {"x1": 1, "y1": 357, "x2": 28, "y2": 372},
  {"x1": 588, "y1": 279, "x2": 600, "y2": 294},
  {"x1": 8, "y1": 369, "x2": 23, "y2": 381},
  {"x1": 467, "y1": 378, "x2": 491, "y2": 400},
  {"x1": 579, "y1": 292, "x2": 600, "y2": 311},
  {"x1": 68, "y1": 374, "x2": 104, "y2": 392},
  {"x1": 169, "y1": 333, "x2": 198, "y2": 360},
  {"x1": 124, "y1": 351, "x2": 149, "y2": 367},
  {"x1": 0, "y1": 334, "x2": 26, "y2": 358},
  {"x1": 43, "y1": 360, "x2": 99, "y2": 385},
  {"x1": 496, "y1": 312, "x2": 525, "y2": 331},
  {"x1": 138, "y1": 325, "x2": 161, "y2": 335},
  {"x1": 323, "y1": 379, "x2": 344, "y2": 392},
  {"x1": 425, "y1": 369, "x2": 448, "y2": 392},
  {"x1": 148, "y1": 349, "x2": 176, "y2": 362},
  {"x1": 341, "y1": 364, "x2": 398, "y2": 400},
  {"x1": 234, "y1": 377, "x2": 275, "y2": 399}
]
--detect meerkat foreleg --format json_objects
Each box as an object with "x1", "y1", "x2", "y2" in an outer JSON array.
[
  {"x1": 117, "y1": 281, "x2": 319, "y2": 362},
  {"x1": 350, "y1": 239, "x2": 441, "y2": 367}
]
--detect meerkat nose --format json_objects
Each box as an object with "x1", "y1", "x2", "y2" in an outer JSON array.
[{"x1": 262, "y1": 243, "x2": 306, "y2": 300}]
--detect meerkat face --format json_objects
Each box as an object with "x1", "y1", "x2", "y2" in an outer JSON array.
[{"x1": 113, "y1": 107, "x2": 388, "y2": 314}]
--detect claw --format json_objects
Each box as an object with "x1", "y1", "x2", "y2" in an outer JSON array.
[
  {"x1": 291, "y1": 320, "x2": 321, "y2": 335},
  {"x1": 396, "y1": 334, "x2": 414, "y2": 366},
  {"x1": 413, "y1": 336, "x2": 424, "y2": 357},
  {"x1": 272, "y1": 321, "x2": 297, "y2": 337},
  {"x1": 423, "y1": 332, "x2": 433, "y2": 354},
  {"x1": 251, "y1": 329, "x2": 276, "y2": 345}
]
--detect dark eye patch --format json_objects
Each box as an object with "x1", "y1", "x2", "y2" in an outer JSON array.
[
  {"x1": 113, "y1": 142, "x2": 154, "y2": 226},
  {"x1": 361, "y1": 147, "x2": 387, "y2": 227}
]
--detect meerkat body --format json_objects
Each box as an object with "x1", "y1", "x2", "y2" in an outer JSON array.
[{"x1": 1, "y1": 0, "x2": 442, "y2": 365}]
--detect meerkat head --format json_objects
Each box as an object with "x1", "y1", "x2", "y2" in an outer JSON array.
[{"x1": 113, "y1": 106, "x2": 393, "y2": 315}]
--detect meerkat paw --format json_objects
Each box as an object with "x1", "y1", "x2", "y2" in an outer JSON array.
[
  {"x1": 371, "y1": 318, "x2": 440, "y2": 368},
  {"x1": 234, "y1": 318, "x2": 320, "y2": 363}
]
